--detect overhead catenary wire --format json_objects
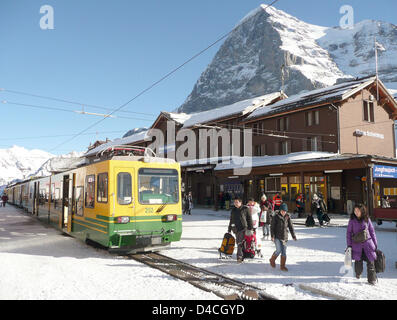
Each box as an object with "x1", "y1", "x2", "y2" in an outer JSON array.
[
  {"x1": 1, "y1": 100, "x2": 156, "y2": 122},
  {"x1": 46, "y1": 0, "x2": 282, "y2": 152},
  {"x1": 0, "y1": 130, "x2": 136, "y2": 141},
  {"x1": 0, "y1": 88, "x2": 156, "y2": 117}
]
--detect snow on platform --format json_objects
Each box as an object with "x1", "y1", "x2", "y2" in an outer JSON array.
[
  {"x1": 165, "y1": 208, "x2": 397, "y2": 300},
  {"x1": 1, "y1": 205, "x2": 397, "y2": 300},
  {"x1": 0, "y1": 205, "x2": 219, "y2": 300}
]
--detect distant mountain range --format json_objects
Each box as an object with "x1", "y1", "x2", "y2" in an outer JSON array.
[
  {"x1": 0, "y1": 146, "x2": 83, "y2": 189},
  {"x1": 177, "y1": 5, "x2": 397, "y2": 113}
]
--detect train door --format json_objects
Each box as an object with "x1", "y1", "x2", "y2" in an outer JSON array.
[
  {"x1": 35, "y1": 182, "x2": 40, "y2": 216},
  {"x1": 115, "y1": 168, "x2": 135, "y2": 219},
  {"x1": 67, "y1": 173, "x2": 75, "y2": 233},
  {"x1": 62, "y1": 175, "x2": 69, "y2": 230},
  {"x1": 33, "y1": 182, "x2": 37, "y2": 215}
]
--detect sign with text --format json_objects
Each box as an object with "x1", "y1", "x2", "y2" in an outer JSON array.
[{"x1": 373, "y1": 165, "x2": 397, "y2": 178}]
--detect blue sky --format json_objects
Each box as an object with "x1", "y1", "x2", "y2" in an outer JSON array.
[{"x1": 1, "y1": 0, "x2": 396, "y2": 155}]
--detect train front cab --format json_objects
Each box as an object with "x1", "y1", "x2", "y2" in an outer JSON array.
[{"x1": 107, "y1": 159, "x2": 182, "y2": 254}]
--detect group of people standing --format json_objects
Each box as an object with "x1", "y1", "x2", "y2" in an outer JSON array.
[
  {"x1": 226, "y1": 193, "x2": 379, "y2": 285},
  {"x1": 228, "y1": 194, "x2": 296, "y2": 270}
]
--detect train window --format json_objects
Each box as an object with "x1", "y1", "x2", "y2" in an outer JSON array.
[
  {"x1": 39, "y1": 189, "x2": 46, "y2": 206},
  {"x1": 75, "y1": 186, "x2": 84, "y2": 216},
  {"x1": 54, "y1": 188, "x2": 61, "y2": 209},
  {"x1": 85, "y1": 175, "x2": 95, "y2": 208},
  {"x1": 51, "y1": 183, "x2": 55, "y2": 204},
  {"x1": 117, "y1": 173, "x2": 132, "y2": 205},
  {"x1": 138, "y1": 168, "x2": 179, "y2": 205},
  {"x1": 97, "y1": 173, "x2": 108, "y2": 203}
]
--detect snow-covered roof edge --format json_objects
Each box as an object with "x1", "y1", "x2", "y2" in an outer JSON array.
[
  {"x1": 181, "y1": 92, "x2": 286, "y2": 129},
  {"x1": 84, "y1": 129, "x2": 149, "y2": 157}
]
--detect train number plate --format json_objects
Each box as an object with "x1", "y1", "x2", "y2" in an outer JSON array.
[{"x1": 152, "y1": 237, "x2": 162, "y2": 245}]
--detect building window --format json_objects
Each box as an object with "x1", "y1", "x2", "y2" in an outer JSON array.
[
  {"x1": 85, "y1": 175, "x2": 95, "y2": 208},
  {"x1": 279, "y1": 140, "x2": 291, "y2": 155},
  {"x1": 254, "y1": 144, "x2": 266, "y2": 156},
  {"x1": 306, "y1": 112, "x2": 312, "y2": 126},
  {"x1": 253, "y1": 123, "x2": 258, "y2": 136},
  {"x1": 265, "y1": 177, "x2": 281, "y2": 193},
  {"x1": 363, "y1": 101, "x2": 375, "y2": 122},
  {"x1": 306, "y1": 110, "x2": 320, "y2": 126},
  {"x1": 97, "y1": 173, "x2": 108, "y2": 203},
  {"x1": 307, "y1": 136, "x2": 322, "y2": 151},
  {"x1": 277, "y1": 117, "x2": 289, "y2": 131},
  {"x1": 314, "y1": 110, "x2": 320, "y2": 125}
]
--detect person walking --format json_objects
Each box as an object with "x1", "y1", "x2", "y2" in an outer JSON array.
[
  {"x1": 259, "y1": 194, "x2": 273, "y2": 240},
  {"x1": 183, "y1": 191, "x2": 193, "y2": 215},
  {"x1": 269, "y1": 203, "x2": 297, "y2": 271},
  {"x1": 273, "y1": 192, "x2": 282, "y2": 211},
  {"x1": 295, "y1": 193, "x2": 304, "y2": 218},
  {"x1": 228, "y1": 198, "x2": 254, "y2": 263},
  {"x1": 312, "y1": 193, "x2": 325, "y2": 227},
  {"x1": 381, "y1": 196, "x2": 391, "y2": 208},
  {"x1": 247, "y1": 198, "x2": 260, "y2": 234},
  {"x1": 346, "y1": 204, "x2": 378, "y2": 285},
  {"x1": 1, "y1": 193, "x2": 8, "y2": 207}
]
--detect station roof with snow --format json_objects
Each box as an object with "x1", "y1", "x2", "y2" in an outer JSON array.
[{"x1": 245, "y1": 75, "x2": 397, "y2": 122}]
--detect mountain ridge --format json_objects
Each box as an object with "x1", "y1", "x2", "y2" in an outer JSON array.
[{"x1": 177, "y1": 5, "x2": 397, "y2": 114}]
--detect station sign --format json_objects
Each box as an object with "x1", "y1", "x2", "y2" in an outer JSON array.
[{"x1": 373, "y1": 165, "x2": 397, "y2": 178}]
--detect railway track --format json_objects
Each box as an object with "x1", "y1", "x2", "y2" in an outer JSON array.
[{"x1": 129, "y1": 252, "x2": 278, "y2": 300}]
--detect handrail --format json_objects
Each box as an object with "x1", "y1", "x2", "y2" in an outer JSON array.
[{"x1": 97, "y1": 145, "x2": 156, "y2": 158}]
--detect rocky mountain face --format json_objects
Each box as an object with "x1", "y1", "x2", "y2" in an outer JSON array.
[{"x1": 177, "y1": 5, "x2": 397, "y2": 114}]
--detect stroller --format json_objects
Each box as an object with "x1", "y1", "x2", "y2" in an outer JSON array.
[{"x1": 242, "y1": 231, "x2": 263, "y2": 259}]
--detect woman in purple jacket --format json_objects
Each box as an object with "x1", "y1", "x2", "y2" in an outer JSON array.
[{"x1": 346, "y1": 204, "x2": 377, "y2": 285}]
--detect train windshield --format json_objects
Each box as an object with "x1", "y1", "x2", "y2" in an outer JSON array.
[{"x1": 138, "y1": 168, "x2": 179, "y2": 205}]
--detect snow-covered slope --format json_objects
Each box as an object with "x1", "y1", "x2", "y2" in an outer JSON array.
[
  {"x1": 177, "y1": 5, "x2": 397, "y2": 113},
  {"x1": 0, "y1": 146, "x2": 83, "y2": 187},
  {"x1": 0, "y1": 146, "x2": 54, "y2": 186},
  {"x1": 32, "y1": 151, "x2": 85, "y2": 177}
]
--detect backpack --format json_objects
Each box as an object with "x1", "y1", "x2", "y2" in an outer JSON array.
[
  {"x1": 305, "y1": 215, "x2": 315, "y2": 227},
  {"x1": 218, "y1": 233, "x2": 235, "y2": 258},
  {"x1": 375, "y1": 249, "x2": 386, "y2": 273}
]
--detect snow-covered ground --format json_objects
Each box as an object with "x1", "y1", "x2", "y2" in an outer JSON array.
[
  {"x1": 1, "y1": 205, "x2": 396, "y2": 300},
  {"x1": 0, "y1": 205, "x2": 219, "y2": 300}
]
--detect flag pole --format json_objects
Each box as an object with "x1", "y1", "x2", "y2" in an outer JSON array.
[{"x1": 375, "y1": 36, "x2": 379, "y2": 101}]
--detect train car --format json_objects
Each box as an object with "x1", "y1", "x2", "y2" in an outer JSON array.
[{"x1": 5, "y1": 152, "x2": 182, "y2": 254}]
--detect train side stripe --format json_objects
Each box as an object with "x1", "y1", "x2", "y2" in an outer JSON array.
[{"x1": 72, "y1": 219, "x2": 108, "y2": 233}]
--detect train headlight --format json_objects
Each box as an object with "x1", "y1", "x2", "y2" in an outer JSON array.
[
  {"x1": 163, "y1": 214, "x2": 177, "y2": 222},
  {"x1": 116, "y1": 216, "x2": 130, "y2": 224}
]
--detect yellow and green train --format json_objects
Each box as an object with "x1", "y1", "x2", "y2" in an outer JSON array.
[{"x1": 5, "y1": 155, "x2": 182, "y2": 253}]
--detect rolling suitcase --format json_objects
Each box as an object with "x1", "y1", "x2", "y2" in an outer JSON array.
[{"x1": 218, "y1": 232, "x2": 235, "y2": 259}]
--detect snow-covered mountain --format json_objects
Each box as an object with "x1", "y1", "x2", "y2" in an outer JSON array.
[
  {"x1": 0, "y1": 146, "x2": 83, "y2": 187},
  {"x1": 32, "y1": 151, "x2": 85, "y2": 177},
  {"x1": 122, "y1": 127, "x2": 148, "y2": 138},
  {"x1": 177, "y1": 5, "x2": 397, "y2": 113},
  {"x1": 0, "y1": 146, "x2": 54, "y2": 186}
]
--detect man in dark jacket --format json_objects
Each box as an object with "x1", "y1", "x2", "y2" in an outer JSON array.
[
  {"x1": 269, "y1": 203, "x2": 297, "y2": 271},
  {"x1": 228, "y1": 198, "x2": 253, "y2": 263}
]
